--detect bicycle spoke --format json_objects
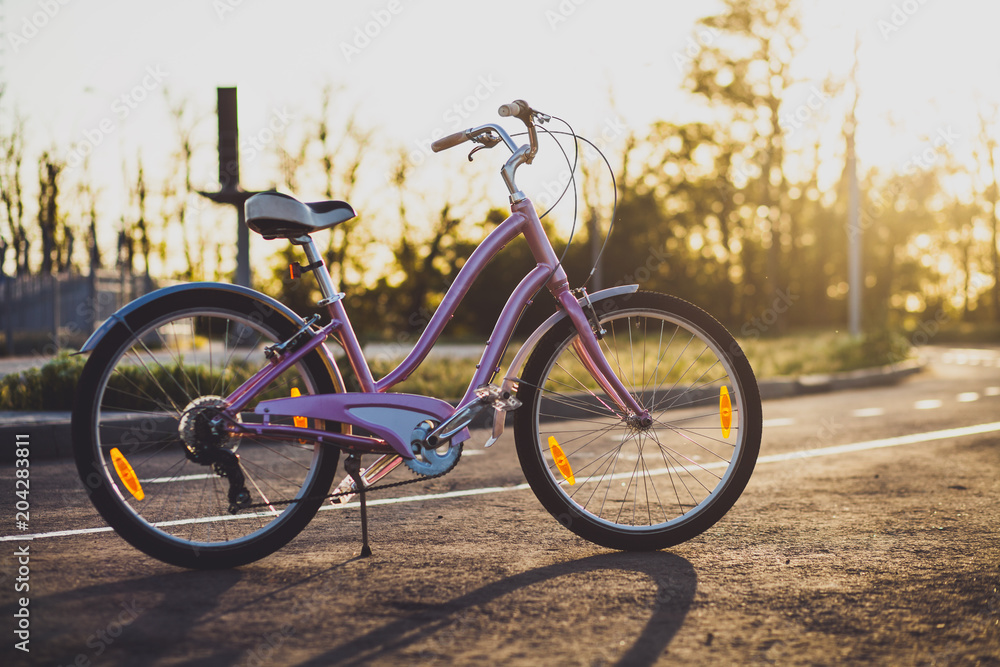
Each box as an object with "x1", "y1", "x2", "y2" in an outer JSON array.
[
  {"x1": 84, "y1": 304, "x2": 336, "y2": 568},
  {"x1": 519, "y1": 295, "x2": 759, "y2": 544}
]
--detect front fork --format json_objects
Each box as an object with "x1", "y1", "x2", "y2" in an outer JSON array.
[{"x1": 555, "y1": 288, "x2": 651, "y2": 426}]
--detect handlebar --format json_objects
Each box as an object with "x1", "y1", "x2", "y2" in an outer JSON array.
[
  {"x1": 431, "y1": 130, "x2": 469, "y2": 153},
  {"x1": 498, "y1": 101, "x2": 527, "y2": 119},
  {"x1": 432, "y1": 99, "x2": 540, "y2": 154},
  {"x1": 430, "y1": 99, "x2": 546, "y2": 203}
]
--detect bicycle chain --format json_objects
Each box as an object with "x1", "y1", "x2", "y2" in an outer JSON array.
[{"x1": 239, "y1": 454, "x2": 459, "y2": 511}]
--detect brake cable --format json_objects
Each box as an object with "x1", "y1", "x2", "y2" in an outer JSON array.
[
  {"x1": 511, "y1": 119, "x2": 620, "y2": 287},
  {"x1": 245, "y1": 115, "x2": 622, "y2": 511},
  {"x1": 540, "y1": 128, "x2": 620, "y2": 290}
]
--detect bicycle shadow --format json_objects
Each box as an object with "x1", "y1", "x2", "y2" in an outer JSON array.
[
  {"x1": 0, "y1": 568, "x2": 245, "y2": 666},
  {"x1": 294, "y1": 551, "x2": 697, "y2": 667}
]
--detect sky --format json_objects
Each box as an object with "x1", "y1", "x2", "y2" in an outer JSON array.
[{"x1": 3, "y1": 0, "x2": 999, "y2": 276}]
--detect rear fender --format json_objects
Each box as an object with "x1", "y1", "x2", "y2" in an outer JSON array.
[{"x1": 76, "y1": 282, "x2": 347, "y2": 394}]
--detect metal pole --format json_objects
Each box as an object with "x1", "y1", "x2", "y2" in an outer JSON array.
[
  {"x1": 236, "y1": 207, "x2": 250, "y2": 288},
  {"x1": 847, "y1": 34, "x2": 862, "y2": 337},
  {"x1": 847, "y1": 138, "x2": 861, "y2": 337},
  {"x1": 217, "y1": 88, "x2": 240, "y2": 191},
  {"x1": 200, "y1": 87, "x2": 258, "y2": 288},
  {"x1": 218, "y1": 88, "x2": 251, "y2": 288}
]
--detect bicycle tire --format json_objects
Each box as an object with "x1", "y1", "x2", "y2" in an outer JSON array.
[
  {"x1": 514, "y1": 291, "x2": 761, "y2": 550},
  {"x1": 72, "y1": 288, "x2": 341, "y2": 569}
]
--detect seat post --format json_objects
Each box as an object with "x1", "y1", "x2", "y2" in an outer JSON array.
[{"x1": 294, "y1": 235, "x2": 344, "y2": 306}]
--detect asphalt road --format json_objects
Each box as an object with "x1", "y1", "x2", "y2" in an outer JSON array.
[{"x1": 1, "y1": 345, "x2": 998, "y2": 666}]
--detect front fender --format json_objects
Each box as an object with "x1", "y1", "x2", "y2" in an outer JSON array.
[
  {"x1": 76, "y1": 282, "x2": 347, "y2": 393},
  {"x1": 484, "y1": 284, "x2": 639, "y2": 447}
]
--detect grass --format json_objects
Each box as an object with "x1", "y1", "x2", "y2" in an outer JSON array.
[
  {"x1": 919, "y1": 321, "x2": 1000, "y2": 345},
  {"x1": 0, "y1": 330, "x2": 914, "y2": 411},
  {"x1": 0, "y1": 351, "x2": 313, "y2": 412},
  {"x1": 740, "y1": 329, "x2": 912, "y2": 378},
  {"x1": 333, "y1": 329, "x2": 914, "y2": 400}
]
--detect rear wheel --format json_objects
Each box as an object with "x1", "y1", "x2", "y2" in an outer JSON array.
[
  {"x1": 514, "y1": 292, "x2": 761, "y2": 550},
  {"x1": 72, "y1": 289, "x2": 341, "y2": 569}
]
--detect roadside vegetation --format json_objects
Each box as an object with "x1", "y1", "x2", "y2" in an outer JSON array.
[{"x1": 0, "y1": 330, "x2": 916, "y2": 410}]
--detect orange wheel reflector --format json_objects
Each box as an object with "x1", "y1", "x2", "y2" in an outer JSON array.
[
  {"x1": 290, "y1": 387, "x2": 308, "y2": 428},
  {"x1": 110, "y1": 447, "x2": 144, "y2": 501},
  {"x1": 548, "y1": 436, "x2": 575, "y2": 486},
  {"x1": 720, "y1": 386, "x2": 732, "y2": 438}
]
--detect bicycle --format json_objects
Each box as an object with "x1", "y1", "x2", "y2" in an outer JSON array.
[{"x1": 72, "y1": 100, "x2": 762, "y2": 569}]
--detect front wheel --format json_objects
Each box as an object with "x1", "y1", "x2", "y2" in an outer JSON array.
[
  {"x1": 72, "y1": 288, "x2": 342, "y2": 569},
  {"x1": 514, "y1": 292, "x2": 761, "y2": 550}
]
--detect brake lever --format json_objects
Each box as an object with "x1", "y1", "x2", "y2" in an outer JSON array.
[{"x1": 467, "y1": 131, "x2": 502, "y2": 161}]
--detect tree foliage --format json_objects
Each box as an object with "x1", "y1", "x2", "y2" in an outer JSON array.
[{"x1": 2, "y1": 0, "x2": 1000, "y2": 350}]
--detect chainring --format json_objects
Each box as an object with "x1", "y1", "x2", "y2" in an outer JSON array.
[{"x1": 404, "y1": 440, "x2": 463, "y2": 476}]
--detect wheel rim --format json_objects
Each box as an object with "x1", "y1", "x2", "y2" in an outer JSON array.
[
  {"x1": 89, "y1": 308, "x2": 328, "y2": 549},
  {"x1": 528, "y1": 307, "x2": 752, "y2": 534}
]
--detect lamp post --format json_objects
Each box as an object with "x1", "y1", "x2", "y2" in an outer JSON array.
[
  {"x1": 199, "y1": 87, "x2": 260, "y2": 287},
  {"x1": 847, "y1": 35, "x2": 862, "y2": 337}
]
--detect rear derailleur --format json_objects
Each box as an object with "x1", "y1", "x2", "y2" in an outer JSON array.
[{"x1": 178, "y1": 395, "x2": 251, "y2": 514}]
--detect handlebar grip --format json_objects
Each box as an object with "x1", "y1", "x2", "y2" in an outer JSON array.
[
  {"x1": 431, "y1": 131, "x2": 469, "y2": 153},
  {"x1": 498, "y1": 101, "x2": 525, "y2": 118}
]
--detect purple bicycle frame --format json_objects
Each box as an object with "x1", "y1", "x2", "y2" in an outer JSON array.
[{"x1": 222, "y1": 197, "x2": 647, "y2": 454}]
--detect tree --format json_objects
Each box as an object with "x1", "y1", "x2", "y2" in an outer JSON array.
[
  {"x1": 130, "y1": 156, "x2": 152, "y2": 280},
  {"x1": 74, "y1": 159, "x2": 102, "y2": 274},
  {"x1": 627, "y1": 121, "x2": 750, "y2": 321},
  {"x1": 684, "y1": 0, "x2": 805, "y2": 320},
  {"x1": 163, "y1": 94, "x2": 202, "y2": 280},
  {"x1": 37, "y1": 151, "x2": 65, "y2": 274},
  {"x1": 269, "y1": 88, "x2": 373, "y2": 313},
  {"x1": 0, "y1": 112, "x2": 28, "y2": 276},
  {"x1": 314, "y1": 87, "x2": 371, "y2": 290},
  {"x1": 862, "y1": 166, "x2": 941, "y2": 326},
  {"x1": 974, "y1": 103, "x2": 1000, "y2": 321}
]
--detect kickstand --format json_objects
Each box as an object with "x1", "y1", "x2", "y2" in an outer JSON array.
[{"x1": 343, "y1": 454, "x2": 372, "y2": 557}]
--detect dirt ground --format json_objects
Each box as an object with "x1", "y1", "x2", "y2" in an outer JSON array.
[{"x1": 2, "y1": 353, "x2": 999, "y2": 666}]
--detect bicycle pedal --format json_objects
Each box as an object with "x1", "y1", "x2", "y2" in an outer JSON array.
[
  {"x1": 474, "y1": 384, "x2": 522, "y2": 412},
  {"x1": 497, "y1": 394, "x2": 521, "y2": 411},
  {"x1": 329, "y1": 475, "x2": 357, "y2": 505}
]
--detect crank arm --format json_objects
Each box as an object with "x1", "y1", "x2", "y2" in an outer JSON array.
[{"x1": 425, "y1": 384, "x2": 521, "y2": 447}]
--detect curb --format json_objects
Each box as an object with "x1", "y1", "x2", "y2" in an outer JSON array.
[
  {"x1": 759, "y1": 358, "x2": 924, "y2": 400},
  {"x1": 0, "y1": 359, "x2": 926, "y2": 463},
  {"x1": 0, "y1": 412, "x2": 77, "y2": 463}
]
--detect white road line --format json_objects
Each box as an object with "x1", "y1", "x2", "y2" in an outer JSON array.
[
  {"x1": 851, "y1": 407, "x2": 885, "y2": 418},
  {"x1": 915, "y1": 399, "x2": 943, "y2": 410},
  {"x1": 763, "y1": 418, "x2": 796, "y2": 427},
  {"x1": 753, "y1": 421, "x2": 1000, "y2": 465},
  {"x1": 942, "y1": 349, "x2": 999, "y2": 366},
  {"x1": 986, "y1": 387, "x2": 1000, "y2": 397},
  {"x1": 2, "y1": 526, "x2": 114, "y2": 540},
  {"x1": 7, "y1": 421, "x2": 1000, "y2": 543},
  {"x1": 957, "y1": 392, "x2": 980, "y2": 403}
]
